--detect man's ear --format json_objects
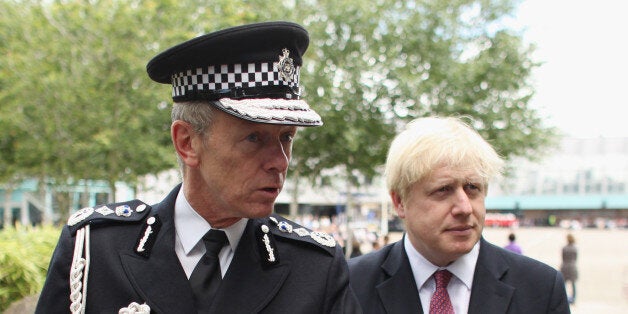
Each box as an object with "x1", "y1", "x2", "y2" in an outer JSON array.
[
  {"x1": 390, "y1": 191, "x2": 406, "y2": 218},
  {"x1": 171, "y1": 120, "x2": 200, "y2": 168}
]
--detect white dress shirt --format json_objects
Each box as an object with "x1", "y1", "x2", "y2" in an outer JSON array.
[
  {"x1": 174, "y1": 186, "x2": 248, "y2": 278},
  {"x1": 404, "y1": 235, "x2": 480, "y2": 314}
]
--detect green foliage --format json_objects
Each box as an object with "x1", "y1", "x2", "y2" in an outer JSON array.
[
  {"x1": 259, "y1": 0, "x2": 556, "y2": 184},
  {"x1": 0, "y1": 225, "x2": 60, "y2": 312},
  {"x1": 0, "y1": 0, "x2": 557, "y2": 200}
]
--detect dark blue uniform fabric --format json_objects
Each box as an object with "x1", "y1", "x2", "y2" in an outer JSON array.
[{"x1": 36, "y1": 185, "x2": 360, "y2": 314}]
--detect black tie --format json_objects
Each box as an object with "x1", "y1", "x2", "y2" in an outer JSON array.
[{"x1": 189, "y1": 229, "x2": 228, "y2": 312}]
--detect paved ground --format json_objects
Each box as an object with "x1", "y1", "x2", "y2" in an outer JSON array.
[{"x1": 387, "y1": 227, "x2": 628, "y2": 313}]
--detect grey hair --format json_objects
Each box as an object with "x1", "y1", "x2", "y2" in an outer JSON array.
[
  {"x1": 171, "y1": 101, "x2": 216, "y2": 171},
  {"x1": 171, "y1": 100, "x2": 216, "y2": 134},
  {"x1": 385, "y1": 116, "x2": 504, "y2": 201}
]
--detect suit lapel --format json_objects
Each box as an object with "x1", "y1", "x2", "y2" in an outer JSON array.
[
  {"x1": 468, "y1": 239, "x2": 514, "y2": 314},
  {"x1": 120, "y1": 185, "x2": 197, "y2": 313},
  {"x1": 377, "y1": 240, "x2": 423, "y2": 314},
  {"x1": 210, "y1": 218, "x2": 289, "y2": 313}
]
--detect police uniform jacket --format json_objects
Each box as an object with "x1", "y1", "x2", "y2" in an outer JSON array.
[
  {"x1": 36, "y1": 185, "x2": 360, "y2": 313},
  {"x1": 348, "y1": 237, "x2": 570, "y2": 314}
]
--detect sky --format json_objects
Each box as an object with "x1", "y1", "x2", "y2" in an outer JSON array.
[{"x1": 508, "y1": 0, "x2": 628, "y2": 138}]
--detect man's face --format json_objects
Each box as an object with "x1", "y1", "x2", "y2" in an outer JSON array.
[
  {"x1": 189, "y1": 109, "x2": 297, "y2": 222},
  {"x1": 392, "y1": 164, "x2": 486, "y2": 266}
]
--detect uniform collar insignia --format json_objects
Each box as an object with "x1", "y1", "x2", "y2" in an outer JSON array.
[
  {"x1": 135, "y1": 215, "x2": 162, "y2": 258},
  {"x1": 256, "y1": 223, "x2": 280, "y2": 267}
]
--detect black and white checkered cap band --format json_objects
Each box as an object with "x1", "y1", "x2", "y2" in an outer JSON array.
[{"x1": 172, "y1": 62, "x2": 300, "y2": 100}]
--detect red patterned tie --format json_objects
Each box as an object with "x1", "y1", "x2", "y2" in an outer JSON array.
[{"x1": 429, "y1": 269, "x2": 454, "y2": 314}]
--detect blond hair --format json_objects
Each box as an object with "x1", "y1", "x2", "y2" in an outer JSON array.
[{"x1": 385, "y1": 116, "x2": 504, "y2": 200}]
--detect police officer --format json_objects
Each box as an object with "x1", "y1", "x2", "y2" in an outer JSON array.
[{"x1": 36, "y1": 21, "x2": 360, "y2": 314}]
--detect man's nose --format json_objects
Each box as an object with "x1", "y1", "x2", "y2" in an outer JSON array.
[
  {"x1": 264, "y1": 141, "x2": 290, "y2": 172},
  {"x1": 451, "y1": 188, "x2": 473, "y2": 216}
]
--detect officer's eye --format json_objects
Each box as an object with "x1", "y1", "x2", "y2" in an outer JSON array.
[{"x1": 246, "y1": 133, "x2": 260, "y2": 143}]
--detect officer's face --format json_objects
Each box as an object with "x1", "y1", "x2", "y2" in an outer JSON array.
[
  {"x1": 191, "y1": 109, "x2": 297, "y2": 223},
  {"x1": 392, "y1": 164, "x2": 486, "y2": 267}
]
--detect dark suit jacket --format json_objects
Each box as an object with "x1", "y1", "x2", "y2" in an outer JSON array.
[
  {"x1": 36, "y1": 185, "x2": 360, "y2": 313},
  {"x1": 348, "y1": 236, "x2": 570, "y2": 314}
]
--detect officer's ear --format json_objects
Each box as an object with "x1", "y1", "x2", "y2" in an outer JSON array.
[{"x1": 171, "y1": 120, "x2": 201, "y2": 168}]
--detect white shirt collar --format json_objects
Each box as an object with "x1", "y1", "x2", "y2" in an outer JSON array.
[
  {"x1": 404, "y1": 234, "x2": 480, "y2": 291},
  {"x1": 174, "y1": 185, "x2": 248, "y2": 255},
  {"x1": 447, "y1": 241, "x2": 479, "y2": 290}
]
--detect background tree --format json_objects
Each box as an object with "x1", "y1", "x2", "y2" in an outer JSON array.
[
  {"x1": 246, "y1": 0, "x2": 556, "y2": 218},
  {"x1": 0, "y1": 1, "x2": 38, "y2": 226},
  {"x1": 1, "y1": 1, "x2": 202, "y2": 221},
  {"x1": 0, "y1": 0, "x2": 556, "y2": 225}
]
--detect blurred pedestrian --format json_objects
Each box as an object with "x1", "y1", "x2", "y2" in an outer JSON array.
[
  {"x1": 348, "y1": 116, "x2": 569, "y2": 313},
  {"x1": 561, "y1": 234, "x2": 578, "y2": 304},
  {"x1": 382, "y1": 234, "x2": 390, "y2": 246},
  {"x1": 504, "y1": 233, "x2": 523, "y2": 254},
  {"x1": 372, "y1": 240, "x2": 381, "y2": 251},
  {"x1": 350, "y1": 239, "x2": 363, "y2": 258}
]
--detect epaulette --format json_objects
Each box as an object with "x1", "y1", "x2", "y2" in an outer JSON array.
[
  {"x1": 263, "y1": 214, "x2": 337, "y2": 256},
  {"x1": 67, "y1": 199, "x2": 152, "y2": 235}
]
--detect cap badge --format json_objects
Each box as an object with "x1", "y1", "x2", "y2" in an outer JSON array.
[{"x1": 276, "y1": 48, "x2": 295, "y2": 83}]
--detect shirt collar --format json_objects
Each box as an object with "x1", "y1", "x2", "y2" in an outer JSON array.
[
  {"x1": 404, "y1": 234, "x2": 480, "y2": 291},
  {"x1": 174, "y1": 185, "x2": 248, "y2": 255},
  {"x1": 447, "y1": 241, "x2": 479, "y2": 290}
]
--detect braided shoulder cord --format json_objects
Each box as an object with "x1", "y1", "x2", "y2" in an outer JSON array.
[{"x1": 69, "y1": 225, "x2": 91, "y2": 314}]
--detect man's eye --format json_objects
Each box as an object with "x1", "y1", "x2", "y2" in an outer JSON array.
[
  {"x1": 465, "y1": 183, "x2": 483, "y2": 195},
  {"x1": 246, "y1": 134, "x2": 260, "y2": 142},
  {"x1": 436, "y1": 186, "x2": 450, "y2": 193}
]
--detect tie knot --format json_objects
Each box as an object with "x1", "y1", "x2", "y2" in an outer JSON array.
[
  {"x1": 434, "y1": 269, "x2": 452, "y2": 289},
  {"x1": 202, "y1": 229, "x2": 227, "y2": 257}
]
